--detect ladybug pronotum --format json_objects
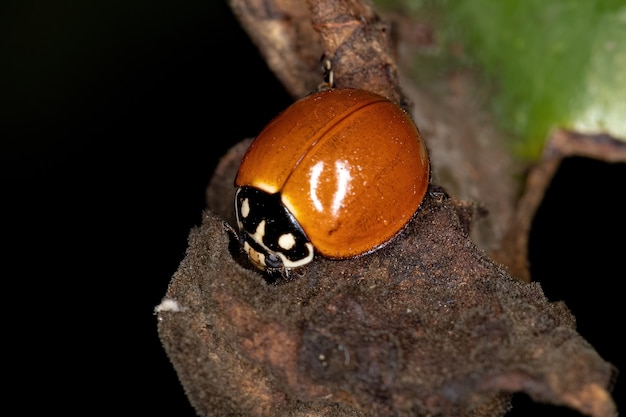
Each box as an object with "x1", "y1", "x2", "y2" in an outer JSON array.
[{"x1": 234, "y1": 88, "x2": 430, "y2": 273}]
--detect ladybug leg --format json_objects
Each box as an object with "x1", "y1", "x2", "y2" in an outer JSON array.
[{"x1": 222, "y1": 221, "x2": 238, "y2": 240}]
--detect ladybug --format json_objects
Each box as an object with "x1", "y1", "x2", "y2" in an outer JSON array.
[{"x1": 234, "y1": 88, "x2": 430, "y2": 273}]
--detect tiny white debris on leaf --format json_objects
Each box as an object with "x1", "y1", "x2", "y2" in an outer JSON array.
[{"x1": 154, "y1": 298, "x2": 185, "y2": 315}]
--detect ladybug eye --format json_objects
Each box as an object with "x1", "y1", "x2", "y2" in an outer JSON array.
[{"x1": 264, "y1": 253, "x2": 283, "y2": 270}]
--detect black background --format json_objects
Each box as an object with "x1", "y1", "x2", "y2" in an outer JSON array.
[{"x1": 2, "y1": 1, "x2": 623, "y2": 415}]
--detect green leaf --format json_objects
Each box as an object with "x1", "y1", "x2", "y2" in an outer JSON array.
[{"x1": 384, "y1": 0, "x2": 626, "y2": 159}]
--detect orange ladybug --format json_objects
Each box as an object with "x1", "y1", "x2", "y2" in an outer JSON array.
[{"x1": 234, "y1": 88, "x2": 430, "y2": 272}]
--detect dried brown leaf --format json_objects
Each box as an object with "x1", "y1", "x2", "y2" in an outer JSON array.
[
  {"x1": 228, "y1": 0, "x2": 323, "y2": 98},
  {"x1": 157, "y1": 2, "x2": 619, "y2": 416},
  {"x1": 156, "y1": 140, "x2": 617, "y2": 417}
]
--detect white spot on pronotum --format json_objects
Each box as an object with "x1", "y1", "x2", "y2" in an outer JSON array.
[
  {"x1": 241, "y1": 197, "x2": 250, "y2": 218},
  {"x1": 154, "y1": 298, "x2": 186, "y2": 319},
  {"x1": 278, "y1": 233, "x2": 296, "y2": 250},
  {"x1": 278, "y1": 242, "x2": 314, "y2": 269},
  {"x1": 254, "y1": 220, "x2": 266, "y2": 240}
]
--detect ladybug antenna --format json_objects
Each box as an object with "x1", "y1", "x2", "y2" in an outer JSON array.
[{"x1": 318, "y1": 56, "x2": 334, "y2": 91}]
